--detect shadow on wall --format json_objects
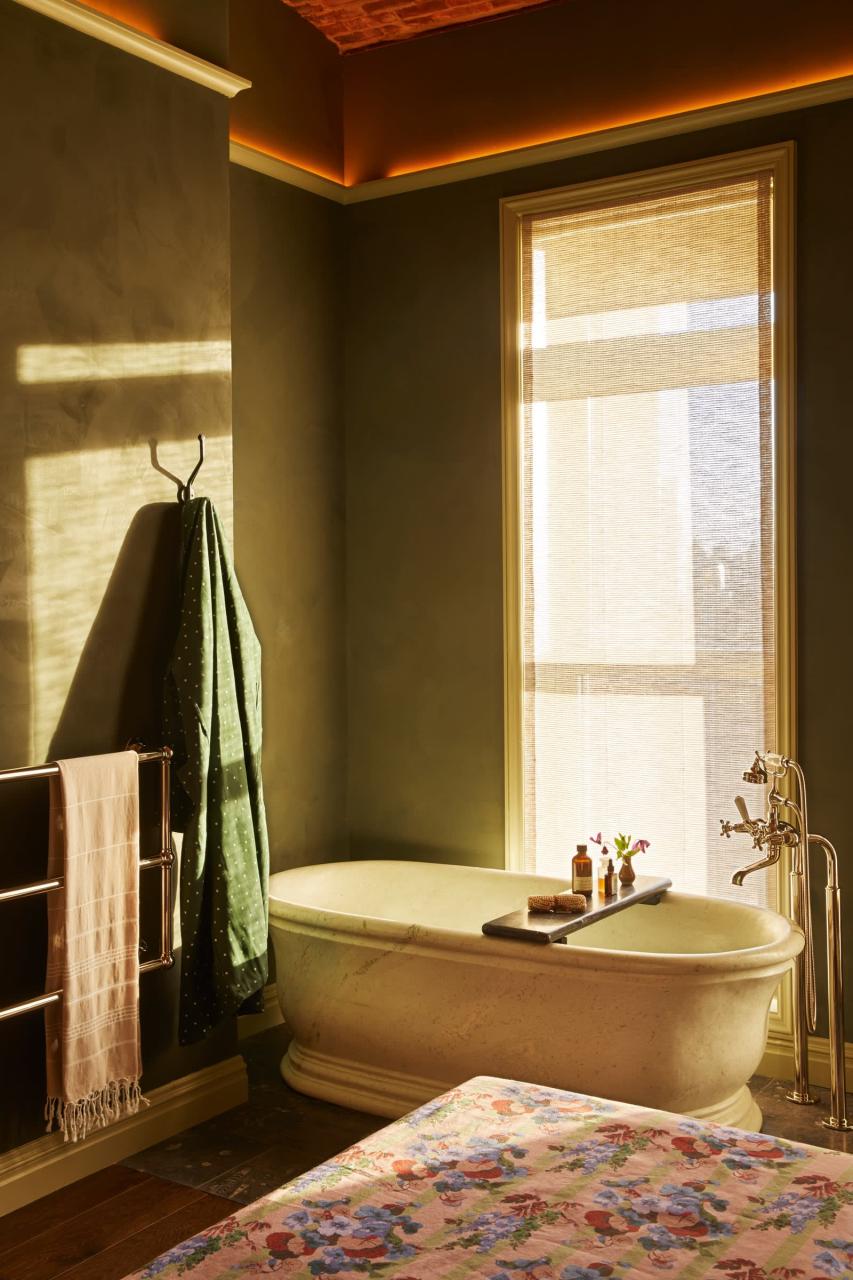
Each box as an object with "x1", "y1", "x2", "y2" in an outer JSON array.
[{"x1": 48, "y1": 501, "x2": 181, "y2": 761}]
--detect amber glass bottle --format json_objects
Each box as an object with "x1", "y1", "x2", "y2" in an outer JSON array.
[
  {"x1": 604, "y1": 858, "x2": 618, "y2": 898},
  {"x1": 572, "y1": 844, "x2": 593, "y2": 896}
]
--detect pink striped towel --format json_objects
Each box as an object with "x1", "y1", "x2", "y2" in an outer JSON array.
[{"x1": 44, "y1": 751, "x2": 145, "y2": 1142}]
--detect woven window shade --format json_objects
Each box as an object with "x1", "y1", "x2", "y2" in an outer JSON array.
[{"x1": 520, "y1": 174, "x2": 776, "y2": 904}]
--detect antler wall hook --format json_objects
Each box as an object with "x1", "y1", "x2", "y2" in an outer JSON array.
[
  {"x1": 177, "y1": 434, "x2": 206, "y2": 504},
  {"x1": 149, "y1": 434, "x2": 207, "y2": 503}
]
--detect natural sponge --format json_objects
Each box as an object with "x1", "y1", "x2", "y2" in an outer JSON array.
[{"x1": 527, "y1": 891, "x2": 587, "y2": 914}]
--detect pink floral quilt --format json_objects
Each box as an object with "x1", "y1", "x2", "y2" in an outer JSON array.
[{"x1": 128, "y1": 1075, "x2": 853, "y2": 1280}]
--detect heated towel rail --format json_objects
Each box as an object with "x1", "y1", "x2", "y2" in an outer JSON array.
[{"x1": 0, "y1": 745, "x2": 175, "y2": 1023}]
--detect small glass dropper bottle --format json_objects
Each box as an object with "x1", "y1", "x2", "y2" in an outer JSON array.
[{"x1": 597, "y1": 853, "x2": 607, "y2": 898}]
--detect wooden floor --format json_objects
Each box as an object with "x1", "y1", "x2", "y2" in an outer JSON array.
[{"x1": 0, "y1": 1167, "x2": 238, "y2": 1280}]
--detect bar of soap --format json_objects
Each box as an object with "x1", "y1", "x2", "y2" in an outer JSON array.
[{"x1": 527, "y1": 891, "x2": 587, "y2": 914}]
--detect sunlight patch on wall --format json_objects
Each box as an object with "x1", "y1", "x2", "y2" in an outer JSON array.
[
  {"x1": 17, "y1": 341, "x2": 232, "y2": 385},
  {"x1": 25, "y1": 437, "x2": 233, "y2": 764}
]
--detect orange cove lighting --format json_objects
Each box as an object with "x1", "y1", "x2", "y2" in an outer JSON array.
[
  {"x1": 63, "y1": 6, "x2": 853, "y2": 188},
  {"x1": 81, "y1": 0, "x2": 162, "y2": 40},
  {"x1": 379, "y1": 65, "x2": 853, "y2": 181},
  {"x1": 229, "y1": 132, "x2": 344, "y2": 187}
]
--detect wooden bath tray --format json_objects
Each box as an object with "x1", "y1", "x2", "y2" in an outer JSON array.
[{"x1": 482, "y1": 874, "x2": 672, "y2": 944}]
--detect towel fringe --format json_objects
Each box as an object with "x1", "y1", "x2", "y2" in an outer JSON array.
[{"x1": 45, "y1": 1078, "x2": 147, "y2": 1144}]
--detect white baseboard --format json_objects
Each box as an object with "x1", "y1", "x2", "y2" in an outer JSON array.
[
  {"x1": 238, "y1": 983, "x2": 284, "y2": 1040},
  {"x1": 760, "y1": 1030, "x2": 853, "y2": 1088},
  {"x1": 0, "y1": 1054, "x2": 248, "y2": 1217}
]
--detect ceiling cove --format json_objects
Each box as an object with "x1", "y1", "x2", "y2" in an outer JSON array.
[{"x1": 281, "y1": 0, "x2": 551, "y2": 52}]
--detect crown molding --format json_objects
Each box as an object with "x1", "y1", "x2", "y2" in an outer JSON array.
[
  {"x1": 346, "y1": 72, "x2": 853, "y2": 202},
  {"x1": 229, "y1": 141, "x2": 345, "y2": 202},
  {"x1": 229, "y1": 70, "x2": 853, "y2": 204},
  {"x1": 11, "y1": 0, "x2": 252, "y2": 98}
]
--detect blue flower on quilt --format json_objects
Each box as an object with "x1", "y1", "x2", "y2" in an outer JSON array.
[
  {"x1": 812, "y1": 1238, "x2": 853, "y2": 1277},
  {"x1": 352, "y1": 1204, "x2": 421, "y2": 1236},
  {"x1": 315, "y1": 1215, "x2": 356, "y2": 1238},
  {"x1": 291, "y1": 1163, "x2": 346, "y2": 1193},
  {"x1": 637, "y1": 1183, "x2": 728, "y2": 1217},
  {"x1": 307, "y1": 1246, "x2": 351, "y2": 1275},
  {"x1": 140, "y1": 1235, "x2": 210, "y2": 1276},
  {"x1": 673, "y1": 1120, "x2": 805, "y2": 1172},
  {"x1": 452, "y1": 1204, "x2": 539, "y2": 1252},
  {"x1": 266, "y1": 1198, "x2": 422, "y2": 1274},
  {"x1": 538, "y1": 1105, "x2": 593, "y2": 1124},
  {"x1": 558, "y1": 1134, "x2": 636, "y2": 1174},
  {"x1": 587, "y1": 1179, "x2": 732, "y2": 1254},
  {"x1": 488, "y1": 1084, "x2": 614, "y2": 1125},
  {"x1": 756, "y1": 1174, "x2": 853, "y2": 1235},
  {"x1": 561, "y1": 1266, "x2": 617, "y2": 1280},
  {"x1": 489, "y1": 1257, "x2": 554, "y2": 1280},
  {"x1": 433, "y1": 1137, "x2": 528, "y2": 1163},
  {"x1": 392, "y1": 1134, "x2": 529, "y2": 1192},
  {"x1": 592, "y1": 1178, "x2": 650, "y2": 1205},
  {"x1": 287, "y1": 1209, "x2": 311, "y2": 1227},
  {"x1": 401, "y1": 1094, "x2": 454, "y2": 1126}
]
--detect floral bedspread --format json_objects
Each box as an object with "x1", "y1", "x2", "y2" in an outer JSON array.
[{"x1": 129, "y1": 1075, "x2": 853, "y2": 1280}]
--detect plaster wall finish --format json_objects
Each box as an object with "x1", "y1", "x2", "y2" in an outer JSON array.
[
  {"x1": 0, "y1": 0, "x2": 234, "y2": 1154},
  {"x1": 344, "y1": 97, "x2": 853, "y2": 1033},
  {"x1": 231, "y1": 165, "x2": 348, "y2": 874}
]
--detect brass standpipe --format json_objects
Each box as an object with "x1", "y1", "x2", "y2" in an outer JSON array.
[{"x1": 721, "y1": 751, "x2": 851, "y2": 1131}]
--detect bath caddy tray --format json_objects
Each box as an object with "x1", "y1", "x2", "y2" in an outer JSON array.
[{"x1": 482, "y1": 875, "x2": 672, "y2": 944}]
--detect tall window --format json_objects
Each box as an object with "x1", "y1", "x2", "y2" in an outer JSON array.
[{"x1": 502, "y1": 147, "x2": 794, "y2": 906}]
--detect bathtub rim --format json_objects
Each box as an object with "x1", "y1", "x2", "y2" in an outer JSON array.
[{"x1": 269, "y1": 861, "x2": 804, "y2": 978}]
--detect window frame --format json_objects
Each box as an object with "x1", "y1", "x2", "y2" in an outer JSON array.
[{"x1": 500, "y1": 143, "x2": 796, "y2": 1040}]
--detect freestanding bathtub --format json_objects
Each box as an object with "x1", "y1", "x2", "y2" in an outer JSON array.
[{"x1": 268, "y1": 860, "x2": 803, "y2": 1130}]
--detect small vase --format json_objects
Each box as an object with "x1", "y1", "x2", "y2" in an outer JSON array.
[{"x1": 618, "y1": 858, "x2": 636, "y2": 885}]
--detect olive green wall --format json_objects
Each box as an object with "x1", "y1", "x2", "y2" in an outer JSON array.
[
  {"x1": 344, "y1": 98, "x2": 853, "y2": 1030},
  {"x1": 0, "y1": 0, "x2": 235, "y2": 1154},
  {"x1": 231, "y1": 165, "x2": 347, "y2": 873}
]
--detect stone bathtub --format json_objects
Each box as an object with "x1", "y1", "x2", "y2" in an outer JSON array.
[{"x1": 268, "y1": 860, "x2": 803, "y2": 1129}]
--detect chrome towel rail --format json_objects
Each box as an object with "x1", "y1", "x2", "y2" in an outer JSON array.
[{"x1": 0, "y1": 745, "x2": 175, "y2": 1023}]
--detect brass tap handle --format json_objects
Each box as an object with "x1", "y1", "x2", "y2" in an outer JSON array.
[
  {"x1": 735, "y1": 796, "x2": 752, "y2": 824},
  {"x1": 720, "y1": 815, "x2": 759, "y2": 842}
]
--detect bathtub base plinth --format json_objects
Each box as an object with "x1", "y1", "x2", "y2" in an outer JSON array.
[
  {"x1": 281, "y1": 1040, "x2": 763, "y2": 1132},
  {"x1": 687, "y1": 1083, "x2": 762, "y2": 1131},
  {"x1": 281, "y1": 1041, "x2": 452, "y2": 1119}
]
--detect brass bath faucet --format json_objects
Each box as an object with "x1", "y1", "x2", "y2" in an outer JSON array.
[
  {"x1": 721, "y1": 751, "x2": 851, "y2": 1131},
  {"x1": 721, "y1": 792, "x2": 799, "y2": 879}
]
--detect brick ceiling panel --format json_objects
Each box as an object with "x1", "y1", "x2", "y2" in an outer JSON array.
[{"x1": 282, "y1": 0, "x2": 551, "y2": 51}]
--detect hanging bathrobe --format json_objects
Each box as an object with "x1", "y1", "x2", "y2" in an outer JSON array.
[{"x1": 164, "y1": 497, "x2": 269, "y2": 1045}]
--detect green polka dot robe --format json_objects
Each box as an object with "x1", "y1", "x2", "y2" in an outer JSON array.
[{"x1": 164, "y1": 498, "x2": 269, "y2": 1045}]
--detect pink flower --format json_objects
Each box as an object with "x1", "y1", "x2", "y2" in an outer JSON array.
[
  {"x1": 631, "y1": 839, "x2": 650, "y2": 853},
  {"x1": 590, "y1": 833, "x2": 602, "y2": 845}
]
